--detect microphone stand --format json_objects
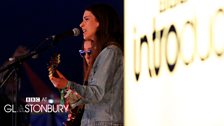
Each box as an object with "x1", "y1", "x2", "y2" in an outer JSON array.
[
  {"x1": 12, "y1": 63, "x2": 21, "y2": 126},
  {"x1": 0, "y1": 37, "x2": 57, "y2": 85},
  {"x1": 0, "y1": 38, "x2": 57, "y2": 126}
]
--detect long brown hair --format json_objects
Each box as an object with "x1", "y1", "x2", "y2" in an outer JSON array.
[
  {"x1": 83, "y1": 4, "x2": 123, "y2": 82},
  {"x1": 85, "y1": 3, "x2": 123, "y2": 55},
  {"x1": 82, "y1": 40, "x2": 94, "y2": 83}
]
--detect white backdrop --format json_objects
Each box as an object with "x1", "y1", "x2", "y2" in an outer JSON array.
[{"x1": 125, "y1": 0, "x2": 224, "y2": 126}]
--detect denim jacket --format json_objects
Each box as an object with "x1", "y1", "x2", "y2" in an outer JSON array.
[{"x1": 68, "y1": 45, "x2": 124, "y2": 126}]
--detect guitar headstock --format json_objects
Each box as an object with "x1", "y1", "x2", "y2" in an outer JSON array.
[{"x1": 47, "y1": 53, "x2": 61, "y2": 77}]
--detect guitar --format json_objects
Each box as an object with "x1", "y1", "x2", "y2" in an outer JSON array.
[
  {"x1": 47, "y1": 53, "x2": 84, "y2": 126},
  {"x1": 63, "y1": 89, "x2": 84, "y2": 126},
  {"x1": 48, "y1": 53, "x2": 61, "y2": 78}
]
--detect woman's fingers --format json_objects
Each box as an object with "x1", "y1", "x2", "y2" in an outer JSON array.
[{"x1": 49, "y1": 76, "x2": 67, "y2": 89}]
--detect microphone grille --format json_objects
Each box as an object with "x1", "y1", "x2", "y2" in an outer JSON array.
[{"x1": 72, "y1": 28, "x2": 80, "y2": 36}]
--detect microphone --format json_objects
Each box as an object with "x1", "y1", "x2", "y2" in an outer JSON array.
[
  {"x1": 45, "y1": 28, "x2": 80, "y2": 41},
  {"x1": 8, "y1": 28, "x2": 80, "y2": 62}
]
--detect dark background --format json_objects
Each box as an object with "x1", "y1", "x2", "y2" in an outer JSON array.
[{"x1": 0, "y1": 0, "x2": 123, "y2": 125}]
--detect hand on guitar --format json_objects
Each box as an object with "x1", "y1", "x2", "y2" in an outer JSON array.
[
  {"x1": 48, "y1": 53, "x2": 67, "y2": 89},
  {"x1": 48, "y1": 53, "x2": 84, "y2": 126},
  {"x1": 49, "y1": 70, "x2": 68, "y2": 89}
]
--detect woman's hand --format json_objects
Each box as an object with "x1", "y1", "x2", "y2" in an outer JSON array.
[{"x1": 49, "y1": 70, "x2": 68, "y2": 89}]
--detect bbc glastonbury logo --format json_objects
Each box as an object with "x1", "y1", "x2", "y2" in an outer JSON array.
[{"x1": 4, "y1": 97, "x2": 69, "y2": 113}]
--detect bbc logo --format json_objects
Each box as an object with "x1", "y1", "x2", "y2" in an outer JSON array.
[{"x1": 26, "y1": 97, "x2": 41, "y2": 102}]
